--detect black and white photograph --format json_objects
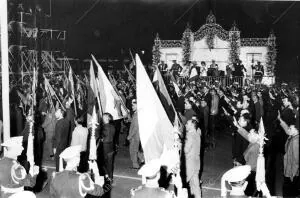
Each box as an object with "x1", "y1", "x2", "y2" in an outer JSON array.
[{"x1": 0, "y1": 0, "x2": 299, "y2": 197}]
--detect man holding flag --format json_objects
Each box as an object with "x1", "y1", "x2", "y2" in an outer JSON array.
[{"x1": 127, "y1": 99, "x2": 144, "y2": 169}]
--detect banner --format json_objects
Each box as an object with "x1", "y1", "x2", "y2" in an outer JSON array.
[
  {"x1": 136, "y1": 54, "x2": 173, "y2": 162},
  {"x1": 92, "y1": 55, "x2": 128, "y2": 120}
]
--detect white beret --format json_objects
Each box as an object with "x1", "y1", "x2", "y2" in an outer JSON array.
[
  {"x1": 138, "y1": 159, "x2": 161, "y2": 178},
  {"x1": 60, "y1": 145, "x2": 82, "y2": 161},
  {"x1": 1, "y1": 136, "x2": 23, "y2": 148}
]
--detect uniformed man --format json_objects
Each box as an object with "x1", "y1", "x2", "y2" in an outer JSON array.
[
  {"x1": 50, "y1": 145, "x2": 110, "y2": 198},
  {"x1": 130, "y1": 159, "x2": 175, "y2": 198},
  {"x1": 253, "y1": 61, "x2": 264, "y2": 83},
  {"x1": 0, "y1": 136, "x2": 37, "y2": 198},
  {"x1": 221, "y1": 165, "x2": 251, "y2": 197}
]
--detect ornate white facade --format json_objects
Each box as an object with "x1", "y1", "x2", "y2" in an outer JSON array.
[{"x1": 153, "y1": 11, "x2": 276, "y2": 83}]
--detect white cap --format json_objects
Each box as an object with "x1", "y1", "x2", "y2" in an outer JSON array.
[
  {"x1": 138, "y1": 159, "x2": 161, "y2": 178},
  {"x1": 221, "y1": 165, "x2": 251, "y2": 196},
  {"x1": 240, "y1": 109, "x2": 249, "y2": 116},
  {"x1": 59, "y1": 145, "x2": 82, "y2": 171},
  {"x1": 1, "y1": 136, "x2": 23, "y2": 149}
]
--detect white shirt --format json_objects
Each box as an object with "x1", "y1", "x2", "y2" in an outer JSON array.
[
  {"x1": 71, "y1": 125, "x2": 88, "y2": 152},
  {"x1": 190, "y1": 68, "x2": 198, "y2": 79}
]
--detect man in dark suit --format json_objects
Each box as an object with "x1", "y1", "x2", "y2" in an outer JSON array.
[
  {"x1": 53, "y1": 108, "x2": 70, "y2": 172},
  {"x1": 64, "y1": 97, "x2": 76, "y2": 146},
  {"x1": 100, "y1": 113, "x2": 116, "y2": 181},
  {"x1": 170, "y1": 60, "x2": 182, "y2": 81}
]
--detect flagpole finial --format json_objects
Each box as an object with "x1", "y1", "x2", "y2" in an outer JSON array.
[
  {"x1": 89, "y1": 106, "x2": 98, "y2": 161},
  {"x1": 89, "y1": 106, "x2": 98, "y2": 129}
]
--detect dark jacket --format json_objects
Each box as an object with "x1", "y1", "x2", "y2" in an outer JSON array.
[
  {"x1": 53, "y1": 118, "x2": 70, "y2": 153},
  {"x1": 101, "y1": 124, "x2": 116, "y2": 144}
]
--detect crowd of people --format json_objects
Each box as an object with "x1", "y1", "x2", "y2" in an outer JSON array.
[
  {"x1": 157, "y1": 68, "x2": 298, "y2": 197},
  {"x1": 0, "y1": 57, "x2": 299, "y2": 197}
]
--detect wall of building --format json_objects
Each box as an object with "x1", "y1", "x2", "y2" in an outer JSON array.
[
  {"x1": 191, "y1": 36, "x2": 230, "y2": 72},
  {"x1": 160, "y1": 47, "x2": 183, "y2": 69}
]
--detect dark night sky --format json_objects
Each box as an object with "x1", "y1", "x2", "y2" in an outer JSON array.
[{"x1": 12, "y1": 0, "x2": 300, "y2": 82}]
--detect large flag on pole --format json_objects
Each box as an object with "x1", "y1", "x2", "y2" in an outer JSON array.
[
  {"x1": 136, "y1": 54, "x2": 173, "y2": 162},
  {"x1": 92, "y1": 55, "x2": 128, "y2": 120}
]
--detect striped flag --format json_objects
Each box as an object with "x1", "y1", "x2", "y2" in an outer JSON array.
[
  {"x1": 87, "y1": 61, "x2": 99, "y2": 126},
  {"x1": 152, "y1": 67, "x2": 177, "y2": 125},
  {"x1": 136, "y1": 54, "x2": 174, "y2": 162},
  {"x1": 92, "y1": 55, "x2": 128, "y2": 120}
]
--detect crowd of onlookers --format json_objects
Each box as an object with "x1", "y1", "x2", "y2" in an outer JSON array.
[
  {"x1": 161, "y1": 75, "x2": 299, "y2": 197},
  {"x1": 0, "y1": 62, "x2": 298, "y2": 196}
]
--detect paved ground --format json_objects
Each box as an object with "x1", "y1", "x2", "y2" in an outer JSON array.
[{"x1": 37, "y1": 132, "x2": 233, "y2": 198}]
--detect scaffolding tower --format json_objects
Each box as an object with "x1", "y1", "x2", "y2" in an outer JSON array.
[{"x1": 5, "y1": 2, "x2": 69, "y2": 86}]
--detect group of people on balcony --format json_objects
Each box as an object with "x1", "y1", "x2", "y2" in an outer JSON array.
[{"x1": 158, "y1": 59, "x2": 265, "y2": 84}]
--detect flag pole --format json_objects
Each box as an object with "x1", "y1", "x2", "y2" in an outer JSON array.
[
  {"x1": 70, "y1": 68, "x2": 77, "y2": 116},
  {"x1": 1, "y1": 0, "x2": 11, "y2": 142},
  {"x1": 95, "y1": 78, "x2": 103, "y2": 116}
]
